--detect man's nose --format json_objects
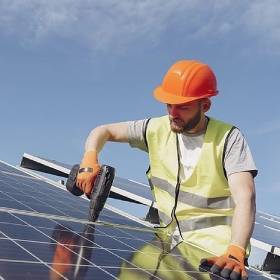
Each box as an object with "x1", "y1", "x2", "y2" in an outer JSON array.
[{"x1": 168, "y1": 105, "x2": 179, "y2": 117}]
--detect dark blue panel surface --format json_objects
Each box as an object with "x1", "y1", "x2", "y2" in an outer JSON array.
[
  {"x1": 0, "y1": 162, "x2": 33, "y2": 177},
  {"x1": 253, "y1": 212, "x2": 280, "y2": 248},
  {"x1": 253, "y1": 223, "x2": 280, "y2": 248},
  {"x1": 0, "y1": 163, "x2": 143, "y2": 227},
  {"x1": 0, "y1": 261, "x2": 114, "y2": 280},
  {"x1": 0, "y1": 161, "x2": 278, "y2": 279},
  {"x1": 256, "y1": 213, "x2": 280, "y2": 230},
  {"x1": 0, "y1": 239, "x2": 36, "y2": 261}
]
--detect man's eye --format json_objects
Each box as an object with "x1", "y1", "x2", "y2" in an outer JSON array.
[{"x1": 180, "y1": 106, "x2": 189, "y2": 110}]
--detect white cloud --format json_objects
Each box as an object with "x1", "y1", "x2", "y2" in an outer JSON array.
[
  {"x1": 242, "y1": 0, "x2": 280, "y2": 52},
  {"x1": 0, "y1": 0, "x2": 201, "y2": 51},
  {"x1": 0, "y1": 0, "x2": 280, "y2": 53}
]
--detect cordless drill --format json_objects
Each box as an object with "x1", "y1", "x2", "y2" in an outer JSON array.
[{"x1": 65, "y1": 164, "x2": 115, "y2": 222}]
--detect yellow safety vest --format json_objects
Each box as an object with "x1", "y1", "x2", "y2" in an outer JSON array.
[{"x1": 146, "y1": 115, "x2": 236, "y2": 256}]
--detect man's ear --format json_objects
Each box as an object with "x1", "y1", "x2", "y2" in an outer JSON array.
[{"x1": 202, "y1": 98, "x2": 211, "y2": 112}]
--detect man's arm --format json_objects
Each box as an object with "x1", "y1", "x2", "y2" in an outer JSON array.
[
  {"x1": 85, "y1": 122, "x2": 130, "y2": 152},
  {"x1": 77, "y1": 122, "x2": 130, "y2": 195},
  {"x1": 224, "y1": 128, "x2": 257, "y2": 247},
  {"x1": 201, "y1": 129, "x2": 257, "y2": 279},
  {"x1": 228, "y1": 171, "x2": 256, "y2": 249},
  {"x1": 200, "y1": 172, "x2": 255, "y2": 279}
]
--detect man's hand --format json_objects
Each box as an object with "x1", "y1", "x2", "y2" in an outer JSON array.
[
  {"x1": 200, "y1": 244, "x2": 248, "y2": 280},
  {"x1": 76, "y1": 150, "x2": 101, "y2": 196}
]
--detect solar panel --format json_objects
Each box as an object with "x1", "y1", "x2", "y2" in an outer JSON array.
[
  {"x1": 256, "y1": 212, "x2": 280, "y2": 232},
  {"x1": 0, "y1": 161, "x2": 33, "y2": 178},
  {"x1": 0, "y1": 164, "x2": 144, "y2": 228},
  {"x1": 250, "y1": 212, "x2": 280, "y2": 266},
  {"x1": 20, "y1": 153, "x2": 71, "y2": 176},
  {"x1": 0, "y1": 211, "x2": 274, "y2": 279},
  {"x1": 19, "y1": 155, "x2": 280, "y2": 270},
  {"x1": 19, "y1": 154, "x2": 280, "y2": 255},
  {"x1": 20, "y1": 153, "x2": 154, "y2": 206},
  {"x1": 112, "y1": 177, "x2": 153, "y2": 202},
  {"x1": 1, "y1": 159, "x2": 279, "y2": 279}
]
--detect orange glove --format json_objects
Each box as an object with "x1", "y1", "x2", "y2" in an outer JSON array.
[
  {"x1": 200, "y1": 244, "x2": 248, "y2": 280},
  {"x1": 76, "y1": 150, "x2": 101, "y2": 196}
]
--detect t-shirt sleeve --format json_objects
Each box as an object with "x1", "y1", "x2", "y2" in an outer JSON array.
[
  {"x1": 127, "y1": 119, "x2": 149, "y2": 152},
  {"x1": 224, "y1": 128, "x2": 258, "y2": 178}
]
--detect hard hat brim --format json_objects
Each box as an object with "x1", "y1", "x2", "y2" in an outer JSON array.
[{"x1": 153, "y1": 86, "x2": 218, "y2": 105}]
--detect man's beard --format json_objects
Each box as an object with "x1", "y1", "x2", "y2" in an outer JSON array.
[{"x1": 169, "y1": 110, "x2": 202, "y2": 133}]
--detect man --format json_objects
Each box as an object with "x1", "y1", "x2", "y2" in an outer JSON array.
[{"x1": 76, "y1": 60, "x2": 257, "y2": 280}]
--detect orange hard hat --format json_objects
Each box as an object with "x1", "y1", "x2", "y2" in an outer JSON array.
[{"x1": 153, "y1": 60, "x2": 218, "y2": 104}]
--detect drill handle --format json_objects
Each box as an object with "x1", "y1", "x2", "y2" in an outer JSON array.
[{"x1": 88, "y1": 165, "x2": 115, "y2": 221}]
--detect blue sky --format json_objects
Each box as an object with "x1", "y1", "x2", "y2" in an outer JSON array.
[{"x1": 0, "y1": 0, "x2": 279, "y2": 215}]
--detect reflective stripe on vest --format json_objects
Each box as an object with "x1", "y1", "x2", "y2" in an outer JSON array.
[
  {"x1": 150, "y1": 176, "x2": 234, "y2": 209},
  {"x1": 157, "y1": 209, "x2": 232, "y2": 232}
]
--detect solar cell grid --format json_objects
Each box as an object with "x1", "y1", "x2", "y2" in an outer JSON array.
[
  {"x1": 253, "y1": 224, "x2": 280, "y2": 248},
  {"x1": 15, "y1": 155, "x2": 280, "y2": 230},
  {"x1": 0, "y1": 212, "x2": 175, "y2": 279},
  {"x1": 0, "y1": 212, "x2": 215, "y2": 279},
  {"x1": 0, "y1": 161, "x2": 278, "y2": 279},
  {"x1": 0, "y1": 213, "x2": 276, "y2": 279},
  {"x1": 0, "y1": 162, "x2": 33, "y2": 177},
  {"x1": 258, "y1": 212, "x2": 280, "y2": 222},
  {"x1": 256, "y1": 215, "x2": 280, "y2": 231},
  {"x1": 24, "y1": 156, "x2": 280, "y2": 251},
  {"x1": 0, "y1": 167, "x2": 143, "y2": 227},
  {"x1": 0, "y1": 213, "x2": 132, "y2": 279},
  {"x1": 0, "y1": 262, "x2": 112, "y2": 280}
]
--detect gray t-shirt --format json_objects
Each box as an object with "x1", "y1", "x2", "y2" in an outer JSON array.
[{"x1": 127, "y1": 118, "x2": 257, "y2": 178}]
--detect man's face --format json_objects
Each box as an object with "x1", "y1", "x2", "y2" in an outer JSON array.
[{"x1": 167, "y1": 100, "x2": 203, "y2": 133}]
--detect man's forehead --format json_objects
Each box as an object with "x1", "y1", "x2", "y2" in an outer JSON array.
[{"x1": 168, "y1": 100, "x2": 201, "y2": 106}]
